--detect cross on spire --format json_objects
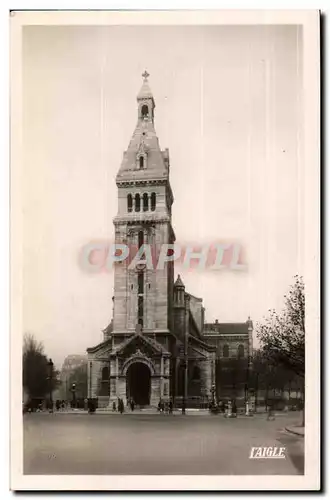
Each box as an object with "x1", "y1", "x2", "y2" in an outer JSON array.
[{"x1": 142, "y1": 70, "x2": 150, "y2": 81}]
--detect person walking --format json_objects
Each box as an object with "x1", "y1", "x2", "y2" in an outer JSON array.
[
  {"x1": 267, "y1": 403, "x2": 275, "y2": 421},
  {"x1": 119, "y1": 398, "x2": 124, "y2": 414}
]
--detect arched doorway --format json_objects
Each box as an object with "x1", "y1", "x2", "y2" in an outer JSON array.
[{"x1": 127, "y1": 362, "x2": 151, "y2": 406}]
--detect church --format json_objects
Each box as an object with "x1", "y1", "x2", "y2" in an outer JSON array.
[{"x1": 87, "y1": 72, "x2": 254, "y2": 409}]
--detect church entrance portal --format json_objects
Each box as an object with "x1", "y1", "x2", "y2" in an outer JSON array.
[{"x1": 127, "y1": 362, "x2": 151, "y2": 406}]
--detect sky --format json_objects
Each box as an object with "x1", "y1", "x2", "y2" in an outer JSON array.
[{"x1": 22, "y1": 25, "x2": 303, "y2": 369}]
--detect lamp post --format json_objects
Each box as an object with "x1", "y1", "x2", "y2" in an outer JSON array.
[
  {"x1": 182, "y1": 294, "x2": 190, "y2": 415},
  {"x1": 245, "y1": 355, "x2": 251, "y2": 416},
  {"x1": 47, "y1": 358, "x2": 54, "y2": 412},
  {"x1": 71, "y1": 383, "x2": 76, "y2": 409}
]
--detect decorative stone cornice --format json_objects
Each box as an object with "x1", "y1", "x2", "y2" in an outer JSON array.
[
  {"x1": 116, "y1": 179, "x2": 168, "y2": 187},
  {"x1": 113, "y1": 216, "x2": 171, "y2": 225}
]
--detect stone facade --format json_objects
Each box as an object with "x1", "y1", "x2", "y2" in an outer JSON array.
[{"x1": 87, "y1": 74, "x2": 252, "y2": 408}]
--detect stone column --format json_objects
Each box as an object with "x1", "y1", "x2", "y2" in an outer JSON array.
[
  {"x1": 200, "y1": 360, "x2": 210, "y2": 400},
  {"x1": 116, "y1": 356, "x2": 119, "y2": 396},
  {"x1": 163, "y1": 357, "x2": 170, "y2": 400},
  {"x1": 87, "y1": 361, "x2": 92, "y2": 398},
  {"x1": 150, "y1": 377, "x2": 160, "y2": 407},
  {"x1": 211, "y1": 355, "x2": 216, "y2": 386},
  {"x1": 90, "y1": 360, "x2": 102, "y2": 399}
]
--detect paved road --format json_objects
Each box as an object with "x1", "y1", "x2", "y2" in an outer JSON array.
[{"x1": 24, "y1": 412, "x2": 304, "y2": 475}]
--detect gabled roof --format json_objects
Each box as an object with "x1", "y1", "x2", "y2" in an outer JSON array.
[
  {"x1": 113, "y1": 332, "x2": 170, "y2": 356},
  {"x1": 87, "y1": 337, "x2": 112, "y2": 354}
]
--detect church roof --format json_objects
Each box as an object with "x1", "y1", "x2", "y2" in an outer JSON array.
[
  {"x1": 113, "y1": 331, "x2": 170, "y2": 356},
  {"x1": 174, "y1": 274, "x2": 185, "y2": 288},
  {"x1": 189, "y1": 333, "x2": 216, "y2": 352},
  {"x1": 116, "y1": 74, "x2": 169, "y2": 185},
  {"x1": 203, "y1": 322, "x2": 249, "y2": 335},
  {"x1": 102, "y1": 320, "x2": 113, "y2": 335},
  {"x1": 137, "y1": 78, "x2": 154, "y2": 100}
]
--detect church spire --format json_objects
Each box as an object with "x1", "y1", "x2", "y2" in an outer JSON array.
[
  {"x1": 137, "y1": 70, "x2": 155, "y2": 122},
  {"x1": 115, "y1": 72, "x2": 169, "y2": 184},
  {"x1": 137, "y1": 70, "x2": 154, "y2": 99}
]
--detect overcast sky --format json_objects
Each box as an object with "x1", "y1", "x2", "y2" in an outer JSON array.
[{"x1": 22, "y1": 25, "x2": 303, "y2": 368}]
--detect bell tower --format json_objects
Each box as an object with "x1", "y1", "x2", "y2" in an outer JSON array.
[{"x1": 112, "y1": 72, "x2": 175, "y2": 340}]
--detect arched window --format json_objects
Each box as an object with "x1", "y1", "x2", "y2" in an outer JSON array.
[
  {"x1": 192, "y1": 366, "x2": 201, "y2": 381},
  {"x1": 139, "y1": 156, "x2": 144, "y2": 169},
  {"x1": 138, "y1": 230, "x2": 144, "y2": 249},
  {"x1": 223, "y1": 344, "x2": 229, "y2": 358},
  {"x1": 127, "y1": 194, "x2": 133, "y2": 213},
  {"x1": 141, "y1": 104, "x2": 149, "y2": 118},
  {"x1": 135, "y1": 193, "x2": 141, "y2": 212},
  {"x1": 143, "y1": 193, "x2": 148, "y2": 211},
  {"x1": 151, "y1": 192, "x2": 156, "y2": 211},
  {"x1": 102, "y1": 366, "x2": 109, "y2": 381},
  {"x1": 237, "y1": 344, "x2": 244, "y2": 358}
]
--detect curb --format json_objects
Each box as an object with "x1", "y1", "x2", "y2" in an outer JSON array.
[{"x1": 285, "y1": 426, "x2": 305, "y2": 437}]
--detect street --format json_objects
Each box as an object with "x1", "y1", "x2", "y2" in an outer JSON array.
[{"x1": 24, "y1": 412, "x2": 304, "y2": 475}]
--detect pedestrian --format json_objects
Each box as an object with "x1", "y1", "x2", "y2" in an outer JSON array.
[
  {"x1": 267, "y1": 404, "x2": 275, "y2": 421},
  {"x1": 169, "y1": 400, "x2": 173, "y2": 414},
  {"x1": 112, "y1": 401, "x2": 116, "y2": 412},
  {"x1": 56, "y1": 400, "x2": 60, "y2": 412},
  {"x1": 119, "y1": 398, "x2": 124, "y2": 414}
]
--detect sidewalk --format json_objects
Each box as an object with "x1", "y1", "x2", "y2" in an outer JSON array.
[
  {"x1": 40, "y1": 408, "x2": 301, "y2": 418},
  {"x1": 285, "y1": 425, "x2": 305, "y2": 437}
]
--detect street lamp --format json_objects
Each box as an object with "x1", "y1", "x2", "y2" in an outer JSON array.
[
  {"x1": 47, "y1": 358, "x2": 54, "y2": 411},
  {"x1": 245, "y1": 355, "x2": 251, "y2": 416},
  {"x1": 182, "y1": 294, "x2": 190, "y2": 415},
  {"x1": 71, "y1": 383, "x2": 77, "y2": 409}
]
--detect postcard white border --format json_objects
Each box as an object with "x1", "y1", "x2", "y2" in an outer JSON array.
[{"x1": 10, "y1": 9, "x2": 320, "y2": 491}]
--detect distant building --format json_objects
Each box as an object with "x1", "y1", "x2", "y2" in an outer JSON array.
[
  {"x1": 59, "y1": 354, "x2": 87, "y2": 400},
  {"x1": 87, "y1": 74, "x2": 253, "y2": 408}
]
